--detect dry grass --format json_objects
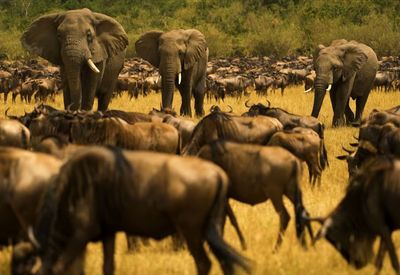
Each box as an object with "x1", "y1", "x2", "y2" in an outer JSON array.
[{"x1": 0, "y1": 86, "x2": 399, "y2": 275}]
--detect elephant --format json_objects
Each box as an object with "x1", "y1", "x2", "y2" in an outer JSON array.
[
  {"x1": 311, "y1": 39, "x2": 378, "y2": 127},
  {"x1": 21, "y1": 8, "x2": 128, "y2": 111},
  {"x1": 135, "y1": 29, "x2": 208, "y2": 117}
]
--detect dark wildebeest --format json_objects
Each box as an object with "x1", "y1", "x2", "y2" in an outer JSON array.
[
  {"x1": 0, "y1": 148, "x2": 62, "y2": 274},
  {"x1": 23, "y1": 147, "x2": 251, "y2": 275},
  {"x1": 183, "y1": 106, "x2": 283, "y2": 155},
  {"x1": 268, "y1": 127, "x2": 328, "y2": 187},
  {"x1": 311, "y1": 156, "x2": 400, "y2": 274},
  {"x1": 197, "y1": 141, "x2": 313, "y2": 251},
  {"x1": 243, "y1": 101, "x2": 324, "y2": 139}
]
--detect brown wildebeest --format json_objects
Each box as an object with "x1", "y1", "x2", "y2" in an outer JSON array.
[
  {"x1": 197, "y1": 140, "x2": 313, "y2": 250},
  {"x1": 23, "y1": 147, "x2": 251, "y2": 275},
  {"x1": 183, "y1": 106, "x2": 283, "y2": 155},
  {"x1": 0, "y1": 148, "x2": 65, "y2": 274},
  {"x1": 268, "y1": 127, "x2": 328, "y2": 187},
  {"x1": 311, "y1": 156, "x2": 400, "y2": 274},
  {"x1": 243, "y1": 101, "x2": 325, "y2": 139}
]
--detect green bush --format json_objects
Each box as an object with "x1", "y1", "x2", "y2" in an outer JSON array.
[{"x1": 0, "y1": 0, "x2": 399, "y2": 59}]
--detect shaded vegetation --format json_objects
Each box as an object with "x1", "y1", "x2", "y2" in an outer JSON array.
[{"x1": 0, "y1": 0, "x2": 399, "y2": 59}]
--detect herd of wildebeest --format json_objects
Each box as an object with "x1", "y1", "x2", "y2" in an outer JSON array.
[
  {"x1": 0, "y1": 54, "x2": 399, "y2": 105},
  {"x1": 0, "y1": 85, "x2": 399, "y2": 274}
]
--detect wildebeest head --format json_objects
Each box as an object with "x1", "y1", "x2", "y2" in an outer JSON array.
[
  {"x1": 243, "y1": 100, "x2": 271, "y2": 116},
  {"x1": 316, "y1": 213, "x2": 376, "y2": 269}
]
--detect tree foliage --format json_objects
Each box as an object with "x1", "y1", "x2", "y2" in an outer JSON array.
[{"x1": 0, "y1": 0, "x2": 399, "y2": 59}]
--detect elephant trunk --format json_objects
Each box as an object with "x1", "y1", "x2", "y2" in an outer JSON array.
[
  {"x1": 161, "y1": 62, "x2": 177, "y2": 109},
  {"x1": 311, "y1": 77, "x2": 329, "y2": 118},
  {"x1": 64, "y1": 62, "x2": 82, "y2": 110}
]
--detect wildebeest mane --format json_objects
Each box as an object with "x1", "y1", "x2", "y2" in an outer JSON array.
[{"x1": 41, "y1": 146, "x2": 134, "y2": 254}]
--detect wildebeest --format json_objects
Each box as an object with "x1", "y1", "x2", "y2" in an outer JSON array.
[
  {"x1": 24, "y1": 147, "x2": 251, "y2": 275},
  {"x1": 16, "y1": 107, "x2": 181, "y2": 153},
  {"x1": 312, "y1": 156, "x2": 400, "y2": 274},
  {"x1": 183, "y1": 106, "x2": 283, "y2": 155},
  {"x1": 243, "y1": 101, "x2": 324, "y2": 139},
  {"x1": 268, "y1": 127, "x2": 328, "y2": 186},
  {"x1": 0, "y1": 148, "x2": 61, "y2": 246},
  {"x1": 197, "y1": 140, "x2": 313, "y2": 250},
  {"x1": 0, "y1": 116, "x2": 30, "y2": 148}
]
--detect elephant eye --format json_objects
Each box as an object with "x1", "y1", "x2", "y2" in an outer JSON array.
[{"x1": 87, "y1": 31, "x2": 93, "y2": 43}]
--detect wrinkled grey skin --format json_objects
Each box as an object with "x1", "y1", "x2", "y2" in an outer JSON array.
[
  {"x1": 311, "y1": 39, "x2": 378, "y2": 127},
  {"x1": 135, "y1": 29, "x2": 208, "y2": 117},
  {"x1": 21, "y1": 8, "x2": 128, "y2": 111}
]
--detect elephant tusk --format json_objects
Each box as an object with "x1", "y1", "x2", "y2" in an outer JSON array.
[
  {"x1": 87, "y1": 59, "x2": 100, "y2": 74},
  {"x1": 326, "y1": 84, "x2": 332, "y2": 92},
  {"x1": 178, "y1": 73, "x2": 182, "y2": 85},
  {"x1": 304, "y1": 87, "x2": 313, "y2": 93}
]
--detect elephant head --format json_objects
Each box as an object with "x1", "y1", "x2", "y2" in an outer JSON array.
[
  {"x1": 135, "y1": 29, "x2": 207, "y2": 111},
  {"x1": 311, "y1": 40, "x2": 368, "y2": 121},
  {"x1": 21, "y1": 8, "x2": 128, "y2": 110}
]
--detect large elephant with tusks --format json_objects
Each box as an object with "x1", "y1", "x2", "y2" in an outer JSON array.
[
  {"x1": 21, "y1": 8, "x2": 128, "y2": 111},
  {"x1": 135, "y1": 29, "x2": 208, "y2": 117},
  {"x1": 311, "y1": 39, "x2": 378, "y2": 127}
]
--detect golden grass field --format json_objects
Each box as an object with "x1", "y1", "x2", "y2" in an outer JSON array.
[{"x1": 0, "y1": 86, "x2": 399, "y2": 275}]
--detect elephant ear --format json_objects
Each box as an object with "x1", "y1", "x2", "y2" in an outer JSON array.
[
  {"x1": 21, "y1": 12, "x2": 63, "y2": 65},
  {"x1": 339, "y1": 44, "x2": 368, "y2": 81},
  {"x1": 135, "y1": 31, "x2": 163, "y2": 67},
  {"x1": 93, "y1": 13, "x2": 128, "y2": 60},
  {"x1": 183, "y1": 29, "x2": 207, "y2": 70}
]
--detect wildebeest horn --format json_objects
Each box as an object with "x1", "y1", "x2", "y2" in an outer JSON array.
[
  {"x1": 312, "y1": 218, "x2": 332, "y2": 245},
  {"x1": 302, "y1": 212, "x2": 325, "y2": 224},
  {"x1": 349, "y1": 142, "x2": 359, "y2": 147},
  {"x1": 5, "y1": 107, "x2": 10, "y2": 117},
  {"x1": 27, "y1": 226, "x2": 40, "y2": 249},
  {"x1": 245, "y1": 99, "x2": 252, "y2": 108},
  {"x1": 66, "y1": 103, "x2": 73, "y2": 113},
  {"x1": 227, "y1": 105, "x2": 233, "y2": 113},
  {"x1": 342, "y1": 146, "x2": 354, "y2": 154},
  {"x1": 266, "y1": 100, "x2": 271, "y2": 107}
]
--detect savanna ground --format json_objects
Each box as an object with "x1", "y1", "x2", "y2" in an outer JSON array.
[{"x1": 0, "y1": 86, "x2": 399, "y2": 275}]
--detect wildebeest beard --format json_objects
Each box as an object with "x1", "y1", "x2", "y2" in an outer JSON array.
[{"x1": 35, "y1": 146, "x2": 133, "y2": 265}]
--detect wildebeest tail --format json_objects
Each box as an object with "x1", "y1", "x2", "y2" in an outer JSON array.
[{"x1": 206, "y1": 174, "x2": 251, "y2": 274}]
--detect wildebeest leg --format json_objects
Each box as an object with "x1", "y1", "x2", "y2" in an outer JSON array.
[
  {"x1": 181, "y1": 229, "x2": 211, "y2": 275},
  {"x1": 271, "y1": 196, "x2": 290, "y2": 251},
  {"x1": 102, "y1": 234, "x2": 116, "y2": 275},
  {"x1": 375, "y1": 238, "x2": 386, "y2": 275},
  {"x1": 381, "y1": 230, "x2": 400, "y2": 274}
]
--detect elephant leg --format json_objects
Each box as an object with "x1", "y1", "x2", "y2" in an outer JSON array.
[
  {"x1": 354, "y1": 95, "x2": 369, "y2": 126},
  {"x1": 329, "y1": 88, "x2": 336, "y2": 111},
  {"x1": 332, "y1": 78, "x2": 355, "y2": 127},
  {"x1": 193, "y1": 78, "x2": 206, "y2": 117},
  {"x1": 344, "y1": 99, "x2": 354, "y2": 124}
]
